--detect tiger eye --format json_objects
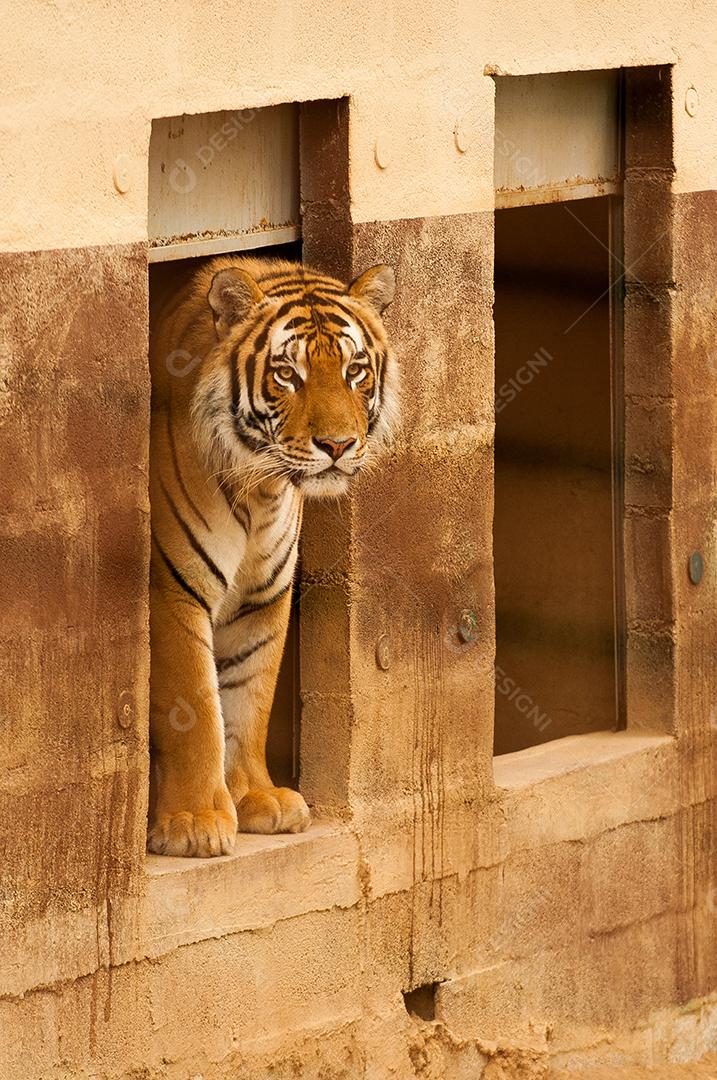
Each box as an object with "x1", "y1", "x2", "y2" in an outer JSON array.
[
  {"x1": 276, "y1": 365, "x2": 294, "y2": 382},
  {"x1": 346, "y1": 362, "x2": 363, "y2": 378}
]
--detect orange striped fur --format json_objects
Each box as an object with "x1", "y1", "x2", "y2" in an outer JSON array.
[{"x1": 148, "y1": 257, "x2": 397, "y2": 856}]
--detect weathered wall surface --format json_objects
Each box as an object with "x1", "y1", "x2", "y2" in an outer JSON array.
[
  {"x1": 1, "y1": 0, "x2": 716, "y2": 252},
  {"x1": 1, "y1": 1, "x2": 716, "y2": 1078},
  {"x1": 0, "y1": 245, "x2": 150, "y2": 999}
]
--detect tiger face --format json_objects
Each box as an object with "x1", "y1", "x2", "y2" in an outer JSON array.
[{"x1": 195, "y1": 260, "x2": 398, "y2": 497}]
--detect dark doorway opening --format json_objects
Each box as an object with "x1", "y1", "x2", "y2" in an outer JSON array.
[
  {"x1": 493, "y1": 196, "x2": 622, "y2": 755},
  {"x1": 147, "y1": 97, "x2": 351, "y2": 821}
]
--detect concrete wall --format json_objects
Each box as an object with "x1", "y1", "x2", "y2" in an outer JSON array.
[{"x1": 1, "y1": 2, "x2": 716, "y2": 1077}]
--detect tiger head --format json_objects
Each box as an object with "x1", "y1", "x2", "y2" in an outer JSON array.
[{"x1": 195, "y1": 259, "x2": 398, "y2": 497}]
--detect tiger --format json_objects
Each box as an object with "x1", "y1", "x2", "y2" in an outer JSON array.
[{"x1": 147, "y1": 256, "x2": 398, "y2": 857}]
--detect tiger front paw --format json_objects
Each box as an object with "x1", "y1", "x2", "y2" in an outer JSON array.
[
  {"x1": 148, "y1": 806, "x2": 237, "y2": 857},
  {"x1": 235, "y1": 787, "x2": 311, "y2": 835}
]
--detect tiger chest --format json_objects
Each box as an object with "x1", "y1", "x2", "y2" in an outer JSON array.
[{"x1": 214, "y1": 483, "x2": 302, "y2": 627}]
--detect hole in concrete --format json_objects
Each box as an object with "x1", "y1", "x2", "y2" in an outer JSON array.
[{"x1": 403, "y1": 983, "x2": 439, "y2": 1021}]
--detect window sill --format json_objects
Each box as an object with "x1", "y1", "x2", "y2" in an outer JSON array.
[
  {"x1": 492, "y1": 731, "x2": 678, "y2": 852},
  {"x1": 493, "y1": 730, "x2": 673, "y2": 790}
]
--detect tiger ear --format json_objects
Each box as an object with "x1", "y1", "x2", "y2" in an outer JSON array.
[
  {"x1": 348, "y1": 264, "x2": 396, "y2": 315},
  {"x1": 208, "y1": 267, "x2": 265, "y2": 339}
]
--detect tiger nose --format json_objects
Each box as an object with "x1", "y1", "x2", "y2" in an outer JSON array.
[{"x1": 312, "y1": 436, "x2": 356, "y2": 461}]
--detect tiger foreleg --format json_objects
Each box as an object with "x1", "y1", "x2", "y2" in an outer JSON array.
[
  {"x1": 148, "y1": 585, "x2": 237, "y2": 857},
  {"x1": 215, "y1": 589, "x2": 310, "y2": 835}
]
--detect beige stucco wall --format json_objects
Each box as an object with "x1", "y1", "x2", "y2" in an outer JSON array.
[{"x1": 0, "y1": 1, "x2": 715, "y2": 252}]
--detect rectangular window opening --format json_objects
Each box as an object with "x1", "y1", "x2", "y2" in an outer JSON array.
[
  {"x1": 492, "y1": 69, "x2": 626, "y2": 757},
  {"x1": 146, "y1": 102, "x2": 321, "y2": 823},
  {"x1": 146, "y1": 98, "x2": 351, "y2": 817}
]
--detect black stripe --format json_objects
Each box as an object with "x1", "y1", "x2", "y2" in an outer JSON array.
[
  {"x1": 319, "y1": 312, "x2": 351, "y2": 329},
  {"x1": 219, "y1": 480, "x2": 251, "y2": 532},
  {"x1": 227, "y1": 310, "x2": 268, "y2": 415},
  {"x1": 263, "y1": 286, "x2": 305, "y2": 299},
  {"x1": 367, "y1": 348, "x2": 387, "y2": 434},
  {"x1": 152, "y1": 531, "x2": 212, "y2": 615},
  {"x1": 244, "y1": 413, "x2": 265, "y2": 432},
  {"x1": 160, "y1": 478, "x2": 228, "y2": 589},
  {"x1": 234, "y1": 417, "x2": 267, "y2": 453},
  {"x1": 303, "y1": 285, "x2": 345, "y2": 297},
  {"x1": 215, "y1": 632, "x2": 276, "y2": 674},
  {"x1": 166, "y1": 410, "x2": 210, "y2": 531},
  {"x1": 282, "y1": 315, "x2": 312, "y2": 331},
  {"x1": 166, "y1": 602, "x2": 213, "y2": 652},
  {"x1": 245, "y1": 348, "x2": 258, "y2": 415},
  {"x1": 221, "y1": 581, "x2": 292, "y2": 627},
  {"x1": 300, "y1": 294, "x2": 376, "y2": 348},
  {"x1": 219, "y1": 673, "x2": 259, "y2": 691},
  {"x1": 258, "y1": 271, "x2": 302, "y2": 287},
  {"x1": 264, "y1": 297, "x2": 314, "y2": 330},
  {"x1": 257, "y1": 514, "x2": 294, "y2": 556},
  {"x1": 303, "y1": 290, "x2": 350, "y2": 305},
  {"x1": 279, "y1": 446, "x2": 314, "y2": 460},
  {"x1": 252, "y1": 323, "x2": 273, "y2": 356},
  {"x1": 260, "y1": 270, "x2": 342, "y2": 289},
  {"x1": 256, "y1": 514, "x2": 280, "y2": 534},
  {"x1": 271, "y1": 410, "x2": 289, "y2": 438},
  {"x1": 252, "y1": 529, "x2": 297, "y2": 592},
  {"x1": 229, "y1": 341, "x2": 241, "y2": 415},
  {"x1": 305, "y1": 291, "x2": 370, "y2": 323},
  {"x1": 256, "y1": 486, "x2": 284, "y2": 504}
]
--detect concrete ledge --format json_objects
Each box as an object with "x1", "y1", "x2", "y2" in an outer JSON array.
[
  {"x1": 493, "y1": 730, "x2": 674, "y2": 790},
  {"x1": 494, "y1": 731, "x2": 679, "y2": 852},
  {"x1": 141, "y1": 820, "x2": 361, "y2": 960},
  {"x1": 3, "y1": 736, "x2": 690, "y2": 1000},
  {"x1": 1, "y1": 821, "x2": 361, "y2": 1001}
]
